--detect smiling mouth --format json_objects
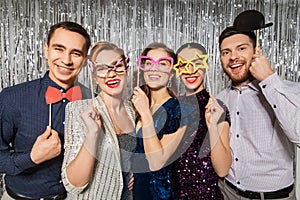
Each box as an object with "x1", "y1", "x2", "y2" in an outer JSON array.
[
  {"x1": 106, "y1": 79, "x2": 121, "y2": 88},
  {"x1": 57, "y1": 65, "x2": 75, "y2": 71},
  {"x1": 106, "y1": 79, "x2": 120, "y2": 85},
  {"x1": 148, "y1": 74, "x2": 161, "y2": 80},
  {"x1": 185, "y1": 76, "x2": 198, "y2": 84},
  {"x1": 230, "y1": 63, "x2": 244, "y2": 73},
  {"x1": 56, "y1": 65, "x2": 75, "y2": 75}
]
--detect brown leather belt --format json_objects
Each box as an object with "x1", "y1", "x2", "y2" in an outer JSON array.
[
  {"x1": 5, "y1": 185, "x2": 67, "y2": 200},
  {"x1": 225, "y1": 179, "x2": 293, "y2": 199}
]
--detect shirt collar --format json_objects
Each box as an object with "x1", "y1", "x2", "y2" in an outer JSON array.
[
  {"x1": 229, "y1": 79, "x2": 260, "y2": 92},
  {"x1": 41, "y1": 71, "x2": 77, "y2": 92}
]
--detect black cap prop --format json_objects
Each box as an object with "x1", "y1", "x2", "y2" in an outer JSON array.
[{"x1": 233, "y1": 10, "x2": 273, "y2": 32}]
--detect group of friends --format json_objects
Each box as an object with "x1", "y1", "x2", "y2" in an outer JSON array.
[{"x1": 0, "y1": 20, "x2": 299, "y2": 200}]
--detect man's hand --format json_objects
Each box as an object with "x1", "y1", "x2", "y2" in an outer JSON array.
[
  {"x1": 250, "y1": 48, "x2": 274, "y2": 81},
  {"x1": 30, "y1": 126, "x2": 62, "y2": 164}
]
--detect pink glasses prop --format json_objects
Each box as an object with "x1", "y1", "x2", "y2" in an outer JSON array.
[{"x1": 137, "y1": 56, "x2": 174, "y2": 73}]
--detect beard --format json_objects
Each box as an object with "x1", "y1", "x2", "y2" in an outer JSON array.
[{"x1": 224, "y1": 67, "x2": 253, "y2": 86}]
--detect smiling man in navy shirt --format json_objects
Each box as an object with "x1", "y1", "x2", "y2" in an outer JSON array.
[{"x1": 0, "y1": 21, "x2": 91, "y2": 200}]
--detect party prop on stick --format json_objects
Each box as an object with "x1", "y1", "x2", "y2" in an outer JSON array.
[
  {"x1": 87, "y1": 59, "x2": 96, "y2": 107},
  {"x1": 173, "y1": 58, "x2": 190, "y2": 78},
  {"x1": 191, "y1": 52, "x2": 211, "y2": 93},
  {"x1": 45, "y1": 86, "x2": 82, "y2": 127},
  {"x1": 205, "y1": 70, "x2": 212, "y2": 94},
  {"x1": 137, "y1": 67, "x2": 140, "y2": 87},
  {"x1": 233, "y1": 10, "x2": 273, "y2": 53},
  {"x1": 173, "y1": 52, "x2": 210, "y2": 92}
]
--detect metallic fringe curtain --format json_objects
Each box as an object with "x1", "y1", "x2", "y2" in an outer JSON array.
[
  {"x1": 0, "y1": 0, "x2": 299, "y2": 95},
  {"x1": 0, "y1": 0, "x2": 300, "y2": 198}
]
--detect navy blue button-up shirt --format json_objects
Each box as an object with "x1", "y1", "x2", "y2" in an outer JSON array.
[{"x1": 0, "y1": 72, "x2": 91, "y2": 198}]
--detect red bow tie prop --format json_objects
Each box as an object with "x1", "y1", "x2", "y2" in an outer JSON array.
[
  {"x1": 45, "y1": 86, "x2": 82, "y2": 104},
  {"x1": 45, "y1": 86, "x2": 82, "y2": 127}
]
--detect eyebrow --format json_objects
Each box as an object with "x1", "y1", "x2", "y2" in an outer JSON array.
[
  {"x1": 52, "y1": 43, "x2": 65, "y2": 49},
  {"x1": 191, "y1": 58, "x2": 203, "y2": 62},
  {"x1": 221, "y1": 43, "x2": 250, "y2": 52},
  {"x1": 94, "y1": 56, "x2": 124, "y2": 66},
  {"x1": 52, "y1": 43, "x2": 84, "y2": 55},
  {"x1": 237, "y1": 43, "x2": 250, "y2": 48}
]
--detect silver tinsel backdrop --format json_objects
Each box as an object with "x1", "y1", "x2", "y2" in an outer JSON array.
[
  {"x1": 0, "y1": 0, "x2": 299, "y2": 196},
  {"x1": 0, "y1": 0, "x2": 299, "y2": 95}
]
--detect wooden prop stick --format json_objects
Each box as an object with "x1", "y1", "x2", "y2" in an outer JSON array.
[
  {"x1": 137, "y1": 68, "x2": 140, "y2": 87},
  {"x1": 89, "y1": 67, "x2": 96, "y2": 107},
  {"x1": 87, "y1": 59, "x2": 96, "y2": 107},
  {"x1": 255, "y1": 29, "x2": 260, "y2": 54},
  {"x1": 49, "y1": 104, "x2": 52, "y2": 127},
  {"x1": 205, "y1": 70, "x2": 212, "y2": 94}
]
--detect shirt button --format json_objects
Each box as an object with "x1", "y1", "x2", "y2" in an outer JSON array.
[
  {"x1": 235, "y1": 158, "x2": 238, "y2": 161},
  {"x1": 237, "y1": 112, "x2": 239, "y2": 115},
  {"x1": 237, "y1": 181, "x2": 240, "y2": 185},
  {"x1": 236, "y1": 134, "x2": 239, "y2": 138},
  {"x1": 63, "y1": 99, "x2": 66, "y2": 102},
  {"x1": 273, "y1": 104, "x2": 277, "y2": 108},
  {"x1": 239, "y1": 91, "x2": 242, "y2": 94},
  {"x1": 63, "y1": 121, "x2": 65, "y2": 125},
  {"x1": 60, "y1": 89, "x2": 64, "y2": 92},
  {"x1": 262, "y1": 84, "x2": 266, "y2": 88}
]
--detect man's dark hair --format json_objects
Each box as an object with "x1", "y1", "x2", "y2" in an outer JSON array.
[
  {"x1": 47, "y1": 21, "x2": 91, "y2": 56},
  {"x1": 218, "y1": 26, "x2": 256, "y2": 50}
]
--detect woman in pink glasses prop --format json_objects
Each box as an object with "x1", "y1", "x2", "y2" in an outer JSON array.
[{"x1": 131, "y1": 42, "x2": 186, "y2": 200}]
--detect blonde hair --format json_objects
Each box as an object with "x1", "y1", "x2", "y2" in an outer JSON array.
[{"x1": 89, "y1": 41, "x2": 125, "y2": 61}]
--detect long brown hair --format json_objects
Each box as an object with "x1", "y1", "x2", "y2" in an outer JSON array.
[{"x1": 135, "y1": 42, "x2": 177, "y2": 121}]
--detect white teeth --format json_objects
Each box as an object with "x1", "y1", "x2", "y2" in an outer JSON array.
[
  {"x1": 107, "y1": 80, "x2": 120, "y2": 85},
  {"x1": 149, "y1": 75, "x2": 160, "y2": 79},
  {"x1": 231, "y1": 64, "x2": 242, "y2": 68},
  {"x1": 58, "y1": 65, "x2": 73, "y2": 71},
  {"x1": 60, "y1": 67, "x2": 68, "y2": 71},
  {"x1": 186, "y1": 77, "x2": 196, "y2": 81}
]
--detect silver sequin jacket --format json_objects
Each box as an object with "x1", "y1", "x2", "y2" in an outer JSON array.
[{"x1": 61, "y1": 95, "x2": 135, "y2": 200}]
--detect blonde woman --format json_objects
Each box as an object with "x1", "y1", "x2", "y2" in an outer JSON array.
[{"x1": 62, "y1": 42, "x2": 136, "y2": 200}]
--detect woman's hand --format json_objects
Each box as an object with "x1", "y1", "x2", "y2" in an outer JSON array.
[
  {"x1": 80, "y1": 106, "x2": 102, "y2": 135},
  {"x1": 131, "y1": 87, "x2": 150, "y2": 118},
  {"x1": 205, "y1": 95, "x2": 224, "y2": 128}
]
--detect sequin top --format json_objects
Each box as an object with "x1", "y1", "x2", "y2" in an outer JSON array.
[
  {"x1": 132, "y1": 98, "x2": 181, "y2": 200},
  {"x1": 171, "y1": 89, "x2": 230, "y2": 200},
  {"x1": 117, "y1": 133, "x2": 137, "y2": 200}
]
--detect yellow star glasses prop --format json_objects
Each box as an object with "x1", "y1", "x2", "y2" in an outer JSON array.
[{"x1": 173, "y1": 52, "x2": 209, "y2": 77}]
